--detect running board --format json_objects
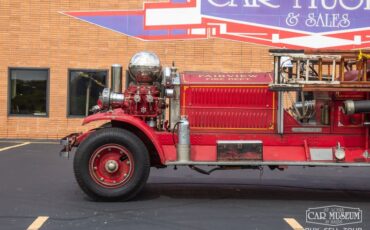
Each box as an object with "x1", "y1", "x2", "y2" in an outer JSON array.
[{"x1": 165, "y1": 161, "x2": 370, "y2": 167}]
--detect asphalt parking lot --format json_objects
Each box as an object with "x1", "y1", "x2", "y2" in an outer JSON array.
[{"x1": 0, "y1": 141, "x2": 369, "y2": 230}]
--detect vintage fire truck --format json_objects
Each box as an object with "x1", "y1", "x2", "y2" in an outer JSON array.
[{"x1": 61, "y1": 49, "x2": 370, "y2": 201}]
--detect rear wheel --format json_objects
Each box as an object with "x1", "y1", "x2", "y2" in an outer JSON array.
[{"x1": 74, "y1": 128, "x2": 150, "y2": 201}]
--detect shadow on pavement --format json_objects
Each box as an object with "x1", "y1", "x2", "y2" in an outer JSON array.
[{"x1": 134, "y1": 183, "x2": 370, "y2": 202}]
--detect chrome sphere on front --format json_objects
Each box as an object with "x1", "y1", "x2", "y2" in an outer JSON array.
[{"x1": 128, "y1": 51, "x2": 162, "y2": 84}]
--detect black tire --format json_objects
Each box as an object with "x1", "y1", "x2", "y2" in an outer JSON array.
[{"x1": 73, "y1": 128, "x2": 150, "y2": 201}]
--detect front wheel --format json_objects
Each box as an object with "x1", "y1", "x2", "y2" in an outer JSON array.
[{"x1": 73, "y1": 128, "x2": 150, "y2": 201}]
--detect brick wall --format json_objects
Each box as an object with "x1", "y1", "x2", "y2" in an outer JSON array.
[{"x1": 0, "y1": 0, "x2": 273, "y2": 139}]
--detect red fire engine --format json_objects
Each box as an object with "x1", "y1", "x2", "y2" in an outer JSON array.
[{"x1": 61, "y1": 49, "x2": 370, "y2": 201}]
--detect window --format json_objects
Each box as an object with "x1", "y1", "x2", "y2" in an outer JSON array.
[
  {"x1": 68, "y1": 69, "x2": 107, "y2": 116},
  {"x1": 9, "y1": 68, "x2": 49, "y2": 116}
]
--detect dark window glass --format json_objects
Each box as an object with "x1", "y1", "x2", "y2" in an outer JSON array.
[
  {"x1": 69, "y1": 70, "x2": 107, "y2": 116},
  {"x1": 9, "y1": 68, "x2": 49, "y2": 116}
]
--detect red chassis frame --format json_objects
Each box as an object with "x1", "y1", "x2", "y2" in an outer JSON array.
[{"x1": 63, "y1": 71, "x2": 370, "y2": 167}]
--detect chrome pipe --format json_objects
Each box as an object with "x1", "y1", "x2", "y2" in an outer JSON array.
[
  {"x1": 277, "y1": 92, "x2": 284, "y2": 134},
  {"x1": 111, "y1": 64, "x2": 122, "y2": 93}
]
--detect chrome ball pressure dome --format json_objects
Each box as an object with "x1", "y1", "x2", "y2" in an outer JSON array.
[{"x1": 128, "y1": 51, "x2": 162, "y2": 84}]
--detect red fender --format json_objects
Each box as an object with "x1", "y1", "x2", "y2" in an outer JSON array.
[{"x1": 82, "y1": 109, "x2": 165, "y2": 164}]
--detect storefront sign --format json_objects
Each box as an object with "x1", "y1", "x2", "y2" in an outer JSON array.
[
  {"x1": 63, "y1": 0, "x2": 370, "y2": 49},
  {"x1": 181, "y1": 71, "x2": 272, "y2": 84}
]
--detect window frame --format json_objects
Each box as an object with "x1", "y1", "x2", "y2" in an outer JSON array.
[
  {"x1": 8, "y1": 67, "x2": 50, "y2": 117},
  {"x1": 67, "y1": 68, "x2": 109, "y2": 118}
]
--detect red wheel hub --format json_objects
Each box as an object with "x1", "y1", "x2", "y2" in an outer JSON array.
[{"x1": 89, "y1": 144, "x2": 134, "y2": 188}]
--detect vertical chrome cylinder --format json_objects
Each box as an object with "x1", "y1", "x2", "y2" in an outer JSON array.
[
  {"x1": 169, "y1": 69, "x2": 181, "y2": 129},
  {"x1": 277, "y1": 92, "x2": 284, "y2": 134},
  {"x1": 111, "y1": 64, "x2": 122, "y2": 93},
  {"x1": 321, "y1": 104, "x2": 330, "y2": 125},
  {"x1": 177, "y1": 116, "x2": 190, "y2": 162},
  {"x1": 163, "y1": 67, "x2": 171, "y2": 85},
  {"x1": 170, "y1": 86, "x2": 181, "y2": 129},
  {"x1": 274, "y1": 56, "x2": 279, "y2": 84}
]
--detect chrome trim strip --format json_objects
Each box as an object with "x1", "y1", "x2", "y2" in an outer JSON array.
[
  {"x1": 292, "y1": 127, "x2": 322, "y2": 133},
  {"x1": 165, "y1": 161, "x2": 370, "y2": 167},
  {"x1": 217, "y1": 140, "x2": 262, "y2": 144}
]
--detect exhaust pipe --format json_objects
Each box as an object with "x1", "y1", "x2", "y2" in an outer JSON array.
[{"x1": 111, "y1": 64, "x2": 123, "y2": 93}]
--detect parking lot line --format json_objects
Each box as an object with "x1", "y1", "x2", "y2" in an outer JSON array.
[
  {"x1": 284, "y1": 218, "x2": 304, "y2": 230},
  {"x1": 27, "y1": 216, "x2": 49, "y2": 230},
  {"x1": 26, "y1": 141, "x2": 59, "y2": 144},
  {"x1": 0, "y1": 140, "x2": 59, "y2": 144},
  {"x1": 0, "y1": 142, "x2": 31, "y2": 152}
]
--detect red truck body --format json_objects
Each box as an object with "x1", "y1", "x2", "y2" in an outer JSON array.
[{"x1": 61, "y1": 50, "x2": 370, "y2": 201}]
